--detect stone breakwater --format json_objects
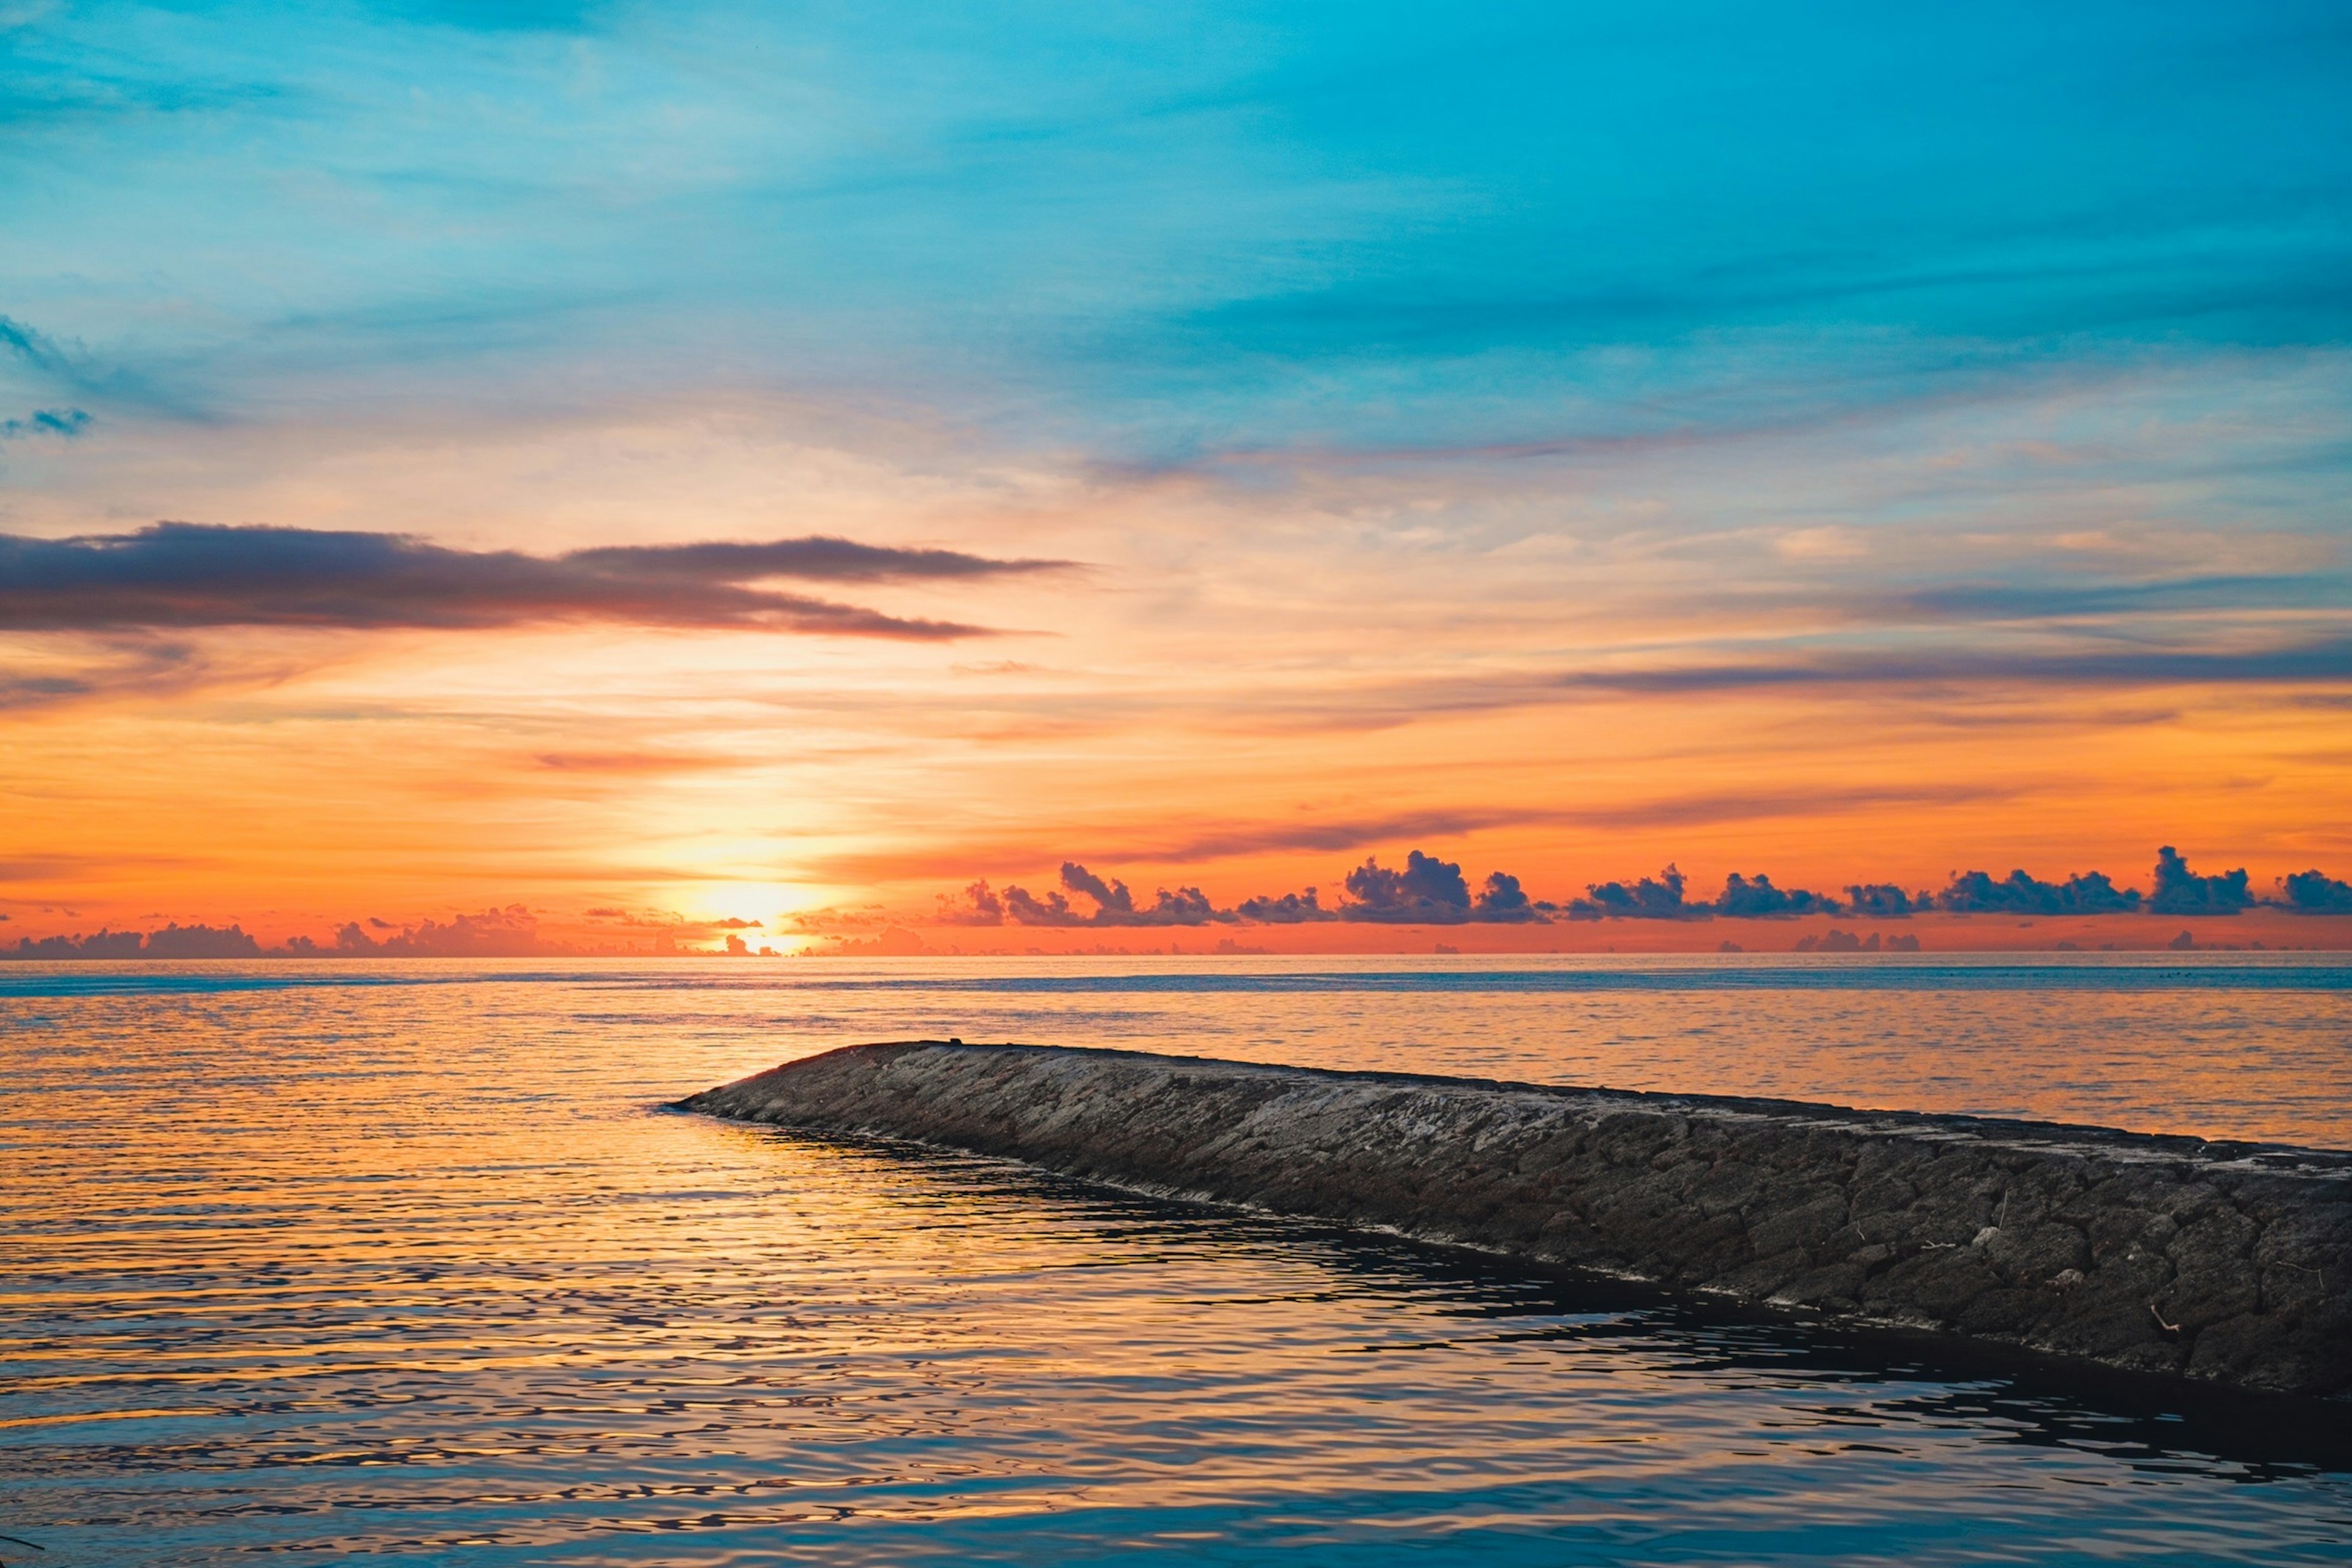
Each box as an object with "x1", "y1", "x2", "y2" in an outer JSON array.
[{"x1": 681, "y1": 1042, "x2": 2352, "y2": 1399}]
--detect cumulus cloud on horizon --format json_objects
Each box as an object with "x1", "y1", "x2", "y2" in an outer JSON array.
[
  {"x1": 0, "y1": 522, "x2": 1068, "y2": 639},
  {"x1": 914, "y1": 845, "x2": 2348, "y2": 929},
  {"x1": 2278, "y1": 868, "x2": 2352, "y2": 913},
  {"x1": 12, "y1": 850, "x2": 2345, "y2": 959},
  {"x1": 935, "y1": 864, "x2": 1235, "y2": 927},
  {"x1": 7, "y1": 906, "x2": 569, "y2": 960}
]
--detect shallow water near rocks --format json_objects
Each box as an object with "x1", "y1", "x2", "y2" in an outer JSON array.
[{"x1": 2, "y1": 954, "x2": 2348, "y2": 1565}]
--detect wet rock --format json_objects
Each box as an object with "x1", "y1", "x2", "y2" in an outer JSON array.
[
  {"x1": 1985, "y1": 1221, "x2": 2092, "y2": 1284},
  {"x1": 680, "y1": 1042, "x2": 2352, "y2": 1400}
]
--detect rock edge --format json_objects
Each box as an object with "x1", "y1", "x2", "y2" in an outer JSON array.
[{"x1": 680, "y1": 1041, "x2": 2351, "y2": 1398}]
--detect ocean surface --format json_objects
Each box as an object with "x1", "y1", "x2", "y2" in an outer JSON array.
[{"x1": 2, "y1": 954, "x2": 2348, "y2": 1566}]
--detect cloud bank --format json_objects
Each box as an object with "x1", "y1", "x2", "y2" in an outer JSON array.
[
  {"x1": 918, "y1": 846, "x2": 2349, "y2": 930},
  {"x1": 0, "y1": 523, "x2": 1066, "y2": 639},
  {"x1": 3, "y1": 907, "x2": 572, "y2": 959},
  {"x1": 6, "y1": 852, "x2": 2345, "y2": 961}
]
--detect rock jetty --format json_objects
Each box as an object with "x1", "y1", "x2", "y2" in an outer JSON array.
[{"x1": 680, "y1": 1042, "x2": 2351, "y2": 1398}]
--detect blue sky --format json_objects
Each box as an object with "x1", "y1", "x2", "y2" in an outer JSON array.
[{"x1": 8, "y1": 1, "x2": 2351, "y2": 460}]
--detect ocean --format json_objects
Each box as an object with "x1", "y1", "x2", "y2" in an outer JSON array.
[{"x1": 2, "y1": 954, "x2": 2347, "y2": 1565}]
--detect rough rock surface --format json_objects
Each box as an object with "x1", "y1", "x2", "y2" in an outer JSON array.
[{"x1": 681, "y1": 1042, "x2": 2352, "y2": 1398}]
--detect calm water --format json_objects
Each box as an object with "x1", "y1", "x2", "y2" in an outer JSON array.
[{"x1": 2, "y1": 955, "x2": 2348, "y2": 1566}]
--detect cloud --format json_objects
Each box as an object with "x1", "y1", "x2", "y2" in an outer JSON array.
[
  {"x1": 1713, "y1": 872, "x2": 1837, "y2": 919},
  {"x1": 0, "y1": 638, "x2": 211, "y2": 712},
  {"x1": 1338, "y1": 850, "x2": 1471, "y2": 924},
  {"x1": 1843, "y1": 883, "x2": 1928, "y2": 918},
  {"x1": 1893, "y1": 575, "x2": 2352, "y2": 622},
  {"x1": 1002, "y1": 862, "x2": 1234, "y2": 927},
  {"x1": 1001, "y1": 883, "x2": 1080, "y2": 925},
  {"x1": 807, "y1": 785, "x2": 2022, "y2": 886},
  {"x1": 1567, "y1": 865, "x2": 1706, "y2": 921},
  {"x1": 1795, "y1": 929, "x2": 1923, "y2": 953},
  {"x1": 141, "y1": 922, "x2": 264, "y2": 958},
  {"x1": 1234, "y1": 886, "x2": 1339, "y2": 923},
  {"x1": 4, "y1": 921, "x2": 260, "y2": 959},
  {"x1": 329, "y1": 904, "x2": 557, "y2": 956},
  {"x1": 0, "y1": 315, "x2": 71, "y2": 375},
  {"x1": 1471, "y1": 870, "x2": 1544, "y2": 923},
  {"x1": 933, "y1": 879, "x2": 1007, "y2": 926},
  {"x1": 1934, "y1": 867, "x2": 2141, "y2": 914},
  {"x1": 565, "y1": 537, "x2": 1068, "y2": 584},
  {"x1": 5, "y1": 929, "x2": 147, "y2": 959},
  {"x1": 1331, "y1": 850, "x2": 1555, "y2": 924},
  {"x1": 1564, "y1": 641, "x2": 2352, "y2": 695},
  {"x1": 0, "y1": 408, "x2": 90, "y2": 440},
  {"x1": 1298, "y1": 644, "x2": 2352, "y2": 735},
  {"x1": 2147, "y1": 845, "x2": 2253, "y2": 916},
  {"x1": 922, "y1": 843, "x2": 2352, "y2": 934},
  {"x1": 2277, "y1": 869, "x2": 2352, "y2": 914},
  {"x1": 1147, "y1": 809, "x2": 1534, "y2": 862},
  {"x1": 0, "y1": 522, "x2": 1067, "y2": 638}
]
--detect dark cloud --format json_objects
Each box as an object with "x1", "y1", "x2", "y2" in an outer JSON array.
[
  {"x1": 142, "y1": 922, "x2": 265, "y2": 958},
  {"x1": 934, "y1": 879, "x2": 1007, "y2": 926},
  {"x1": 1339, "y1": 851, "x2": 1468, "y2": 923},
  {"x1": 1713, "y1": 872, "x2": 1837, "y2": 919},
  {"x1": 1567, "y1": 865, "x2": 1706, "y2": 921},
  {"x1": 1005, "y1": 862, "x2": 1233, "y2": 927},
  {"x1": 1843, "y1": 883, "x2": 1926, "y2": 918},
  {"x1": 0, "y1": 409, "x2": 91, "y2": 441},
  {"x1": 2277, "y1": 869, "x2": 2352, "y2": 914},
  {"x1": 6, "y1": 929, "x2": 146, "y2": 959},
  {"x1": 2147, "y1": 846, "x2": 2253, "y2": 916},
  {"x1": 1472, "y1": 870, "x2": 1545, "y2": 923},
  {"x1": 565, "y1": 537, "x2": 1063, "y2": 584},
  {"x1": 1234, "y1": 887, "x2": 1339, "y2": 923},
  {"x1": 1336, "y1": 850, "x2": 1540, "y2": 924},
  {"x1": 929, "y1": 844, "x2": 2352, "y2": 935},
  {"x1": 4, "y1": 922, "x2": 260, "y2": 959},
  {"x1": 1934, "y1": 867, "x2": 2141, "y2": 914},
  {"x1": 0, "y1": 522, "x2": 1067, "y2": 638},
  {"x1": 331, "y1": 905, "x2": 557, "y2": 957},
  {"x1": 1001, "y1": 883, "x2": 1082, "y2": 925}
]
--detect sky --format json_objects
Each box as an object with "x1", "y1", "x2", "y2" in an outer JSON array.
[{"x1": 4, "y1": 1, "x2": 2351, "y2": 953}]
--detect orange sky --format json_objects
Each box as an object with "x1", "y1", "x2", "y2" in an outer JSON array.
[
  {"x1": 6, "y1": 8, "x2": 2351, "y2": 954},
  {"x1": 3, "y1": 412, "x2": 2347, "y2": 953}
]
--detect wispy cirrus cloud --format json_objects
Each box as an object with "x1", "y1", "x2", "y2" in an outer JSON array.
[
  {"x1": 803, "y1": 784, "x2": 2021, "y2": 888},
  {"x1": 0, "y1": 522, "x2": 1066, "y2": 638}
]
